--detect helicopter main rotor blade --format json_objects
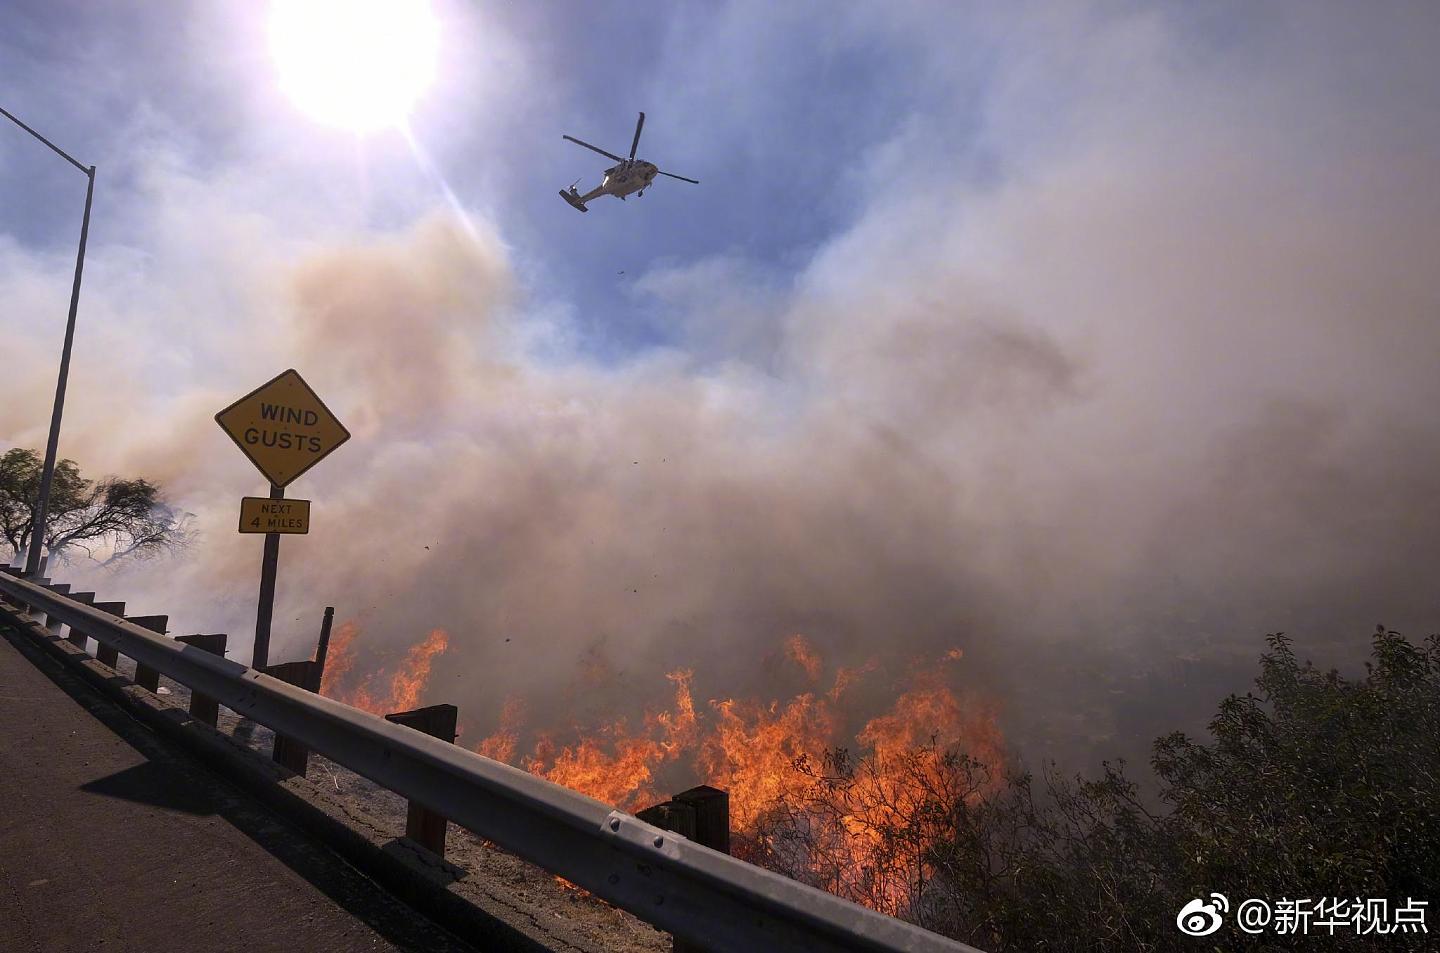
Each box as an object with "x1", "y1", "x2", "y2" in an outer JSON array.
[
  {"x1": 563, "y1": 135, "x2": 624, "y2": 163},
  {"x1": 629, "y1": 112, "x2": 645, "y2": 160},
  {"x1": 657, "y1": 169, "x2": 699, "y2": 184}
]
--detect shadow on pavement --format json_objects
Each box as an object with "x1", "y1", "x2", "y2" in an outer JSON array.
[
  {"x1": 80, "y1": 761, "x2": 219, "y2": 815},
  {"x1": 0, "y1": 619, "x2": 482, "y2": 953}
]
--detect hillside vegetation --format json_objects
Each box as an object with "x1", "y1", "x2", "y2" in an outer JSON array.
[{"x1": 758, "y1": 627, "x2": 1438, "y2": 951}]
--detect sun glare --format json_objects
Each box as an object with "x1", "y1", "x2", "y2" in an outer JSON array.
[{"x1": 269, "y1": 0, "x2": 439, "y2": 133}]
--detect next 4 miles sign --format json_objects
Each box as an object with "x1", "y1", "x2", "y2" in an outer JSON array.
[{"x1": 239, "y1": 497, "x2": 311, "y2": 534}]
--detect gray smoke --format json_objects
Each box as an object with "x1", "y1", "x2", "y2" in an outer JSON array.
[{"x1": 4, "y1": 1, "x2": 1439, "y2": 771}]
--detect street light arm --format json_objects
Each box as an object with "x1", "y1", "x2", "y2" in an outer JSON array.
[{"x1": 0, "y1": 104, "x2": 89, "y2": 174}]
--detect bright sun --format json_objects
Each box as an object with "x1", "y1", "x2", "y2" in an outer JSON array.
[{"x1": 269, "y1": 0, "x2": 439, "y2": 133}]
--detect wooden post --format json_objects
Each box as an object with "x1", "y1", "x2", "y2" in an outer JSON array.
[
  {"x1": 673, "y1": 785, "x2": 730, "y2": 855},
  {"x1": 90, "y1": 602, "x2": 125, "y2": 667},
  {"x1": 66, "y1": 592, "x2": 95, "y2": 647},
  {"x1": 637, "y1": 800, "x2": 697, "y2": 840},
  {"x1": 264, "y1": 659, "x2": 320, "y2": 776},
  {"x1": 384, "y1": 704, "x2": 459, "y2": 857},
  {"x1": 175, "y1": 634, "x2": 227, "y2": 726},
  {"x1": 126, "y1": 615, "x2": 168, "y2": 691},
  {"x1": 0, "y1": 568, "x2": 21, "y2": 613},
  {"x1": 40, "y1": 583, "x2": 69, "y2": 634},
  {"x1": 19, "y1": 577, "x2": 48, "y2": 617},
  {"x1": 314, "y1": 606, "x2": 334, "y2": 673},
  {"x1": 640, "y1": 786, "x2": 730, "y2": 953}
]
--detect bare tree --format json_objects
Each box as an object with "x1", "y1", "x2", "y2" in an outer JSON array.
[{"x1": 0, "y1": 447, "x2": 193, "y2": 567}]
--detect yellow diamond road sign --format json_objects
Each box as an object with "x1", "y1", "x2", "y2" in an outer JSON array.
[{"x1": 215, "y1": 369, "x2": 350, "y2": 488}]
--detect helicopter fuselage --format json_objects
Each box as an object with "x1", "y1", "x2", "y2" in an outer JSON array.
[
  {"x1": 561, "y1": 113, "x2": 696, "y2": 212},
  {"x1": 600, "y1": 159, "x2": 658, "y2": 198},
  {"x1": 563, "y1": 159, "x2": 659, "y2": 212}
]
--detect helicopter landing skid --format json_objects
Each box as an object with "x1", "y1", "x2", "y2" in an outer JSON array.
[{"x1": 559, "y1": 190, "x2": 589, "y2": 213}]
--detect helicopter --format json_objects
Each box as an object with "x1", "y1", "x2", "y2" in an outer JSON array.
[{"x1": 559, "y1": 112, "x2": 698, "y2": 213}]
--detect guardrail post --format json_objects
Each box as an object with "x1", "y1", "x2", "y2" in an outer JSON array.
[
  {"x1": 0, "y1": 567, "x2": 17, "y2": 613},
  {"x1": 65, "y1": 592, "x2": 96, "y2": 646},
  {"x1": 384, "y1": 704, "x2": 459, "y2": 857},
  {"x1": 175, "y1": 634, "x2": 227, "y2": 727},
  {"x1": 674, "y1": 785, "x2": 730, "y2": 856},
  {"x1": 90, "y1": 602, "x2": 126, "y2": 666},
  {"x1": 40, "y1": 583, "x2": 70, "y2": 634},
  {"x1": 126, "y1": 615, "x2": 168, "y2": 691},
  {"x1": 640, "y1": 785, "x2": 731, "y2": 953},
  {"x1": 15, "y1": 576, "x2": 48, "y2": 617},
  {"x1": 637, "y1": 800, "x2": 697, "y2": 840},
  {"x1": 264, "y1": 659, "x2": 321, "y2": 776},
  {"x1": 314, "y1": 606, "x2": 334, "y2": 670},
  {"x1": 640, "y1": 785, "x2": 730, "y2": 854}
]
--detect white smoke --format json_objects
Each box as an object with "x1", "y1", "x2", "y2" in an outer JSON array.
[{"x1": 3, "y1": 1, "x2": 1439, "y2": 769}]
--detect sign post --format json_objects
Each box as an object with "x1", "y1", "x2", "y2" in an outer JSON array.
[
  {"x1": 253, "y1": 483, "x2": 285, "y2": 672},
  {"x1": 215, "y1": 369, "x2": 349, "y2": 669}
]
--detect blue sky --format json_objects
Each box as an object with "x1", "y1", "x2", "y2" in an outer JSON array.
[
  {"x1": 1, "y1": 0, "x2": 1177, "y2": 356},
  {"x1": 4, "y1": 1, "x2": 1440, "y2": 764},
  {"x1": 6, "y1": 0, "x2": 945, "y2": 357}
]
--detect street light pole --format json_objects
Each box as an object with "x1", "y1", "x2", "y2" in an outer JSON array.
[{"x1": 0, "y1": 105, "x2": 96, "y2": 578}]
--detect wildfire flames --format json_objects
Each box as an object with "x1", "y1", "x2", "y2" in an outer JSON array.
[
  {"x1": 321, "y1": 622, "x2": 1002, "y2": 918},
  {"x1": 320, "y1": 620, "x2": 450, "y2": 715},
  {"x1": 784, "y1": 633, "x2": 823, "y2": 682},
  {"x1": 488, "y1": 634, "x2": 1004, "y2": 918}
]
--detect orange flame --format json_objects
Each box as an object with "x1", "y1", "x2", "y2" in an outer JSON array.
[
  {"x1": 699, "y1": 691, "x2": 837, "y2": 830},
  {"x1": 348, "y1": 627, "x2": 1003, "y2": 921},
  {"x1": 321, "y1": 622, "x2": 449, "y2": 716},
  {"x1": 784, "y1": 634, "x2": 822, "y2": 681},
  {"x1": 654, "y1": 668, "x2": 699, "y2": 754},
  {"x1": 525, "y1": 724, "x2": 669, "y2": 808},
  {"x1": 389, "y1": 628, "x2": 449, "y2": 712},
  {"x1": 476, "y1": 696, "x2": 526, "y2": 763},
  {"x1": 319, "y1": 620, "x2": 360, "y2": 697},
  {"x1": 828, "y1": 657, "x2": 879, "y2": 702},
  {"x1": 515, "y1": 668, "x2": 699, "y2": 809},
  {"x1": 820, "y1": 672, "x2": 1005, "y2": 913}
]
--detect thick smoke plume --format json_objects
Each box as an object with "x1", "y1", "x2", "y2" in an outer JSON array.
[{"x1": 4, "y1": 3, "x2": 1440, "y2": 770}]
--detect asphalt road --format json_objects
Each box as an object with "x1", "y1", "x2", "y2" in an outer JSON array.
[{"x1": 0, "y1": 618, "x2": 481, "y2": 953}]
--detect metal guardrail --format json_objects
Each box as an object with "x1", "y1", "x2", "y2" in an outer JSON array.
[{"x1": 0, "y1": 571, "x2": 983, "y2": 953}]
